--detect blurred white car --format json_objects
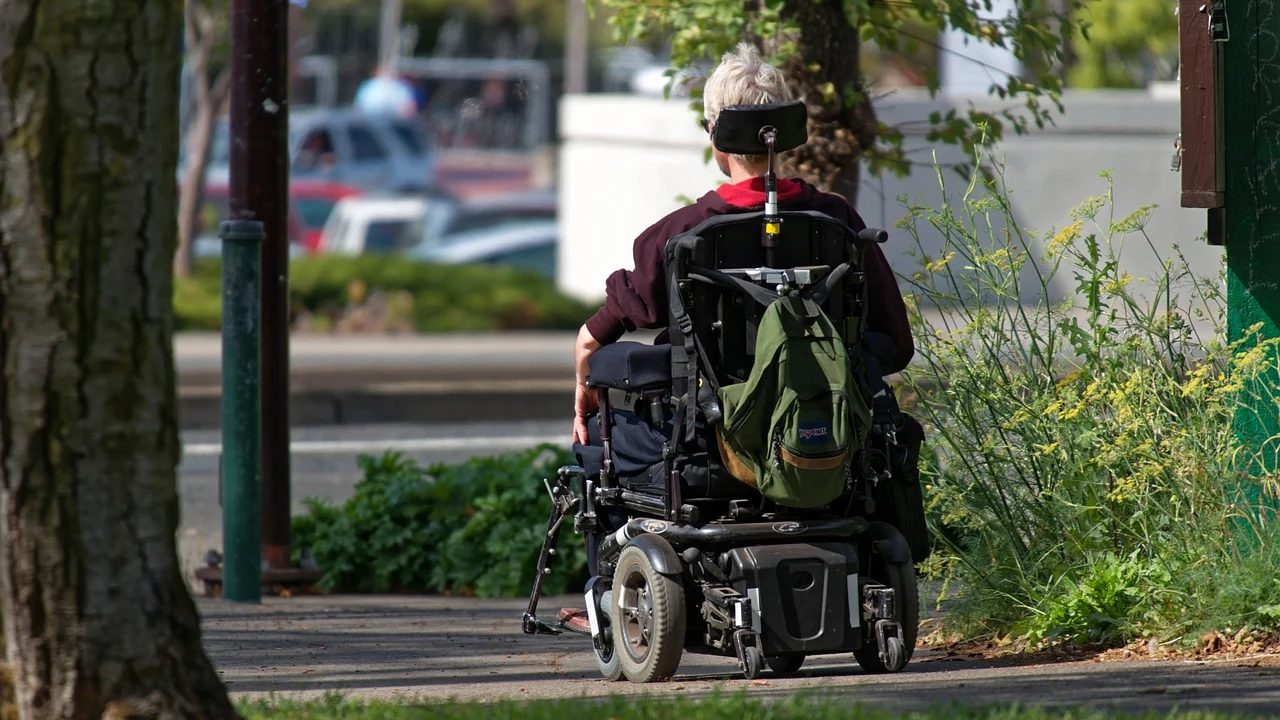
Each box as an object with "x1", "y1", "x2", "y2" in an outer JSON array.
[
  {"x1": 408, "y1": 220, "x2": 559, "y2": 280},
  {"x1": 318, "y1": 197, "x2": 433, "y2": 255},
  {"x1": 402, "y1": 189, "x2": 557, "y2": 256}
]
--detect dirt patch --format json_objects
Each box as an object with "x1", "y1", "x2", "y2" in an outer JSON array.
[
  {"x1": 1097, "y1": 629, "x2": 1280, "y2": 667},
  {"x1": 918, "y1": 617, "x2": 1280, "y2": 668}
]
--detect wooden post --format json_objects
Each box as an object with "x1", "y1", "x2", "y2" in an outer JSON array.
[{"x1": 1178, "y1": 0, "x2": 1226, "y2": 214}]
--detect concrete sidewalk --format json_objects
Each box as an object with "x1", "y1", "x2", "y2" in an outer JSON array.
[{"x1": 200, "y1": 593, "x2": 1280, "y2": 713}]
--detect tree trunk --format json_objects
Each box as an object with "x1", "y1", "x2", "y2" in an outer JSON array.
[
  {"x1": 0, "y1": 2, "x2": 240, "y2": 718},
  {"x1": 754, "y1": 0, "x2": 877, "y2": 202}
]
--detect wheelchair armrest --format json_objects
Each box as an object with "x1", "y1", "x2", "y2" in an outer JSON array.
[{"x1": 586, "y1": 342, "x2": 672, "y2": 392}]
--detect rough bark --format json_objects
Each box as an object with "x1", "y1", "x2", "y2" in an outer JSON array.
[
  {"x1": 0, "y1": 1, "x2": 240, "y2": 718},
  {"x1": 175, "y1": 0, "x2": 230, "y2": 279},
  {"x1": 753, "y1": 0, "x2": 877, "y2": 202}
]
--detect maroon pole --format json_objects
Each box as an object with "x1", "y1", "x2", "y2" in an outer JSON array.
[{"x1": 229, "y1": 0, "x2": 292, "y2": 571}]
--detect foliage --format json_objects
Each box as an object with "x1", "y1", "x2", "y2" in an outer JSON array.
[
  {"x1": 291, "y1": 446, "x2": 588, "y2": 597},
  {"x1": 1066, "y1": 0, "x2": 1179, "y2": 88},
  {"x1": 594, "y1": 0, "x2": 1086, "y2": 182},
  {"x1": 305, "y1": 0, "x2": 615, "y2": 56},
  {"x1": 899, "y1": 140, "x2": 1280, "y2": 648},
  {"x1": 239, "y1": 691, "x2": 1264, "y2": 720},
  {"x1": 172, "y1": 255, "x2": 596, "y2": 333}
]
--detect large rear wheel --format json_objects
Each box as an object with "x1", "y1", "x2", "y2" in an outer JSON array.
[{"x1": 612, "y1": 545, "x2": 686, "y2": 682}]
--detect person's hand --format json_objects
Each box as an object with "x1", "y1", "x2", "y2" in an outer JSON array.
[
  {"x1": 573, "y1": 379, "x2": 598, "y2": 445},
  {"x1": 572, "y1": 324, "x2": 602, "y2": 444}
]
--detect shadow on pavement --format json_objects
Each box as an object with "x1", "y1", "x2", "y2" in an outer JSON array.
[{"x1": 199, "y1": 595, "x2": 1280, "y2": 713}]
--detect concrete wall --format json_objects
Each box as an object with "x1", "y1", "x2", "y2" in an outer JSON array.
[{"x1": 557, "y1": 89, "x2": 1224, "y2": 310}]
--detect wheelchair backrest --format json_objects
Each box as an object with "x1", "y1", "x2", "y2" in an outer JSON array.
[{"x1": 664, "y1": 209, "x2": 867, "y2": 391}]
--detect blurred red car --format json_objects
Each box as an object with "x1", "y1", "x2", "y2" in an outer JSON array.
[
  {"x1": 193, "y1": 179, "x2": 363, "y2": 254},
  {"x1": 289, "y1": 179, "x2": 364, "y2": 253}
]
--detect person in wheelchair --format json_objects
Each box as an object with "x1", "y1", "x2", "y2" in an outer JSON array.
[
  {"x1": 572, "y1": 44, "x2": 913, "y2": 449},
  {"x1": 561, "y1": 43, "x2": 915, "y2": 625},
  {"x1": 523, "y1": 42, "x2": 930, "y2": 684}
]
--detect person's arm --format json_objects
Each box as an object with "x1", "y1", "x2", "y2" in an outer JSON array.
[
  {"x1": 572, "y1": 324, "x2": 603, "y2": 445},
  {"x1": 832, "y1": 198, "x2": 915, "y2": 374},
  {"x1": 861, "y1": 242, "x2": 915, "y2": 374}
]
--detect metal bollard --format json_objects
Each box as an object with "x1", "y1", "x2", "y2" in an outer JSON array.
[{"x1": 219, "y1": 219, "x2": 263, "y2": 603}]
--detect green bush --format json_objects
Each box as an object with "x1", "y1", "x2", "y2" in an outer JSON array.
[
  {"x1": 173, "y1": 271, "x2": 223, "y2": 331},
  {"x1": 899, "y1": 142, "x2": 1280, "y2": 647},
  {"x1": 174, "y1": 255, "x2": 596, "y2": 332},
  {"x1": 291, "y1": 445, "x2": 589, "y2": 597}
]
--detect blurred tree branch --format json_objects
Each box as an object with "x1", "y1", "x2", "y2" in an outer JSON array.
[{"x1": 176, "y1": 0, "x2": 231, "y2": 278}]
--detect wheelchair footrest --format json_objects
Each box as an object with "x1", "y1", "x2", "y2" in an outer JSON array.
[
  {"x1": 558, "y1": 620, "x2": 593, "y2": 637},
  {"x1": 522, "y1": 612, "x2": 564, "y2": 636}
]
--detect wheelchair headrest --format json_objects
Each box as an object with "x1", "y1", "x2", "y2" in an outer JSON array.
[{"x1": 712, "y1": 101, "x2": 808, "y2": 155}]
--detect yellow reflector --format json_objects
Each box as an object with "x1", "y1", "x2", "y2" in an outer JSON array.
[{"x1": 766, "y1": 222, "x2": 781, "y2": 234}]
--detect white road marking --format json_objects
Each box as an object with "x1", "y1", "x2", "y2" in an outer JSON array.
[{"x1": 182, "y1": 434, "x2": 570, "y2": 457}]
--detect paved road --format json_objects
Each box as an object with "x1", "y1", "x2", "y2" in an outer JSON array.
[
  {"x1": 199, "y1": 593, "x2": 1280, "y2": 714},
  {"x1": 178, "y1": 420, "x2": 568, "y2": 581}
]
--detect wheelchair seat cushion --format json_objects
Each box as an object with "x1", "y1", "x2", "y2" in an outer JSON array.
[
  {"x1": 586, "y1": 342, "x2": 671, "y2": 391},
  {"x1": 575, "y1": 410, "x2": 756, "y2": 503}
]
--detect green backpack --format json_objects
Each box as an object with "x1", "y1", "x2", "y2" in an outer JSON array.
[{"x1": 714, "y1": 292, "x2": 872, "y2": 508}]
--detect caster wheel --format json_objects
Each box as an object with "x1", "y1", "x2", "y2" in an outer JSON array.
[
  {"x1": 594, "y1": 590, "x2": 624, "y2": 681},
  {"x1": 593, "y1": 631, "x2": 624, "y2": 681},
  {"x1": 883, "y1": 635, "x2": 907, "y2": 672},
  {"x1": 613, "y1": 545, "x2": 685, "y2": 682},
  {"x1": 765, "y1": 654, "x2": 805, "y2": 674},
  {"x1": 854, "y1": 527, "x2": 919, "y2": 675},
  {"x1": 741, "y1": 646, "x2": 764, "y2": 680}
]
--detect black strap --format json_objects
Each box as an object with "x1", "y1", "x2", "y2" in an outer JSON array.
[
  {"x1": 667, "y1": 266, "x2": 702, "y2": 446},
  {"x1": 691, "y1": 262, "x2": 850, "y2": 311},
  {"x1": 668, "y1": 259, "x2": 852, "y2": 438},
  {"x1": 689, "y1": 268, "x2": 779, "y2": 308}
]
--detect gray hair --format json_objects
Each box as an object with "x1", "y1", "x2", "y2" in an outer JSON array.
[{"x1": 702, "y1": 43, "x2": 794, "y2": 165}]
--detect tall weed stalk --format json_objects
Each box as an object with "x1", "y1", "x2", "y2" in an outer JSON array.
[{"x1": 897, "y1": 142, "x2": 1280, "y2": 646}]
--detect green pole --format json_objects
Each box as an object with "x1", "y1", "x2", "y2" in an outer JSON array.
[
  {"x1": 220, "y1": 219, "x2": 263, "y2": 603},
  {"x1": 1223, "y1": 1, "x2": 1280, "y2": 479}
]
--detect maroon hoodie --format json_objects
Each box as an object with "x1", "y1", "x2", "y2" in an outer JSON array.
[{"x1": 584, "y1": 176, "x2": 915, "y2": 375}]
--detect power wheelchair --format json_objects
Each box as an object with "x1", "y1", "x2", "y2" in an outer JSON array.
[{"x1": 521, "y1": 100, "x2": 930, "y2": 683}]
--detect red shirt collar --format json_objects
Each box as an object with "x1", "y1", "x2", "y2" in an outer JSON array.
[{"x1": 715, "y1": 177, "x2": 805, "y2": 208}]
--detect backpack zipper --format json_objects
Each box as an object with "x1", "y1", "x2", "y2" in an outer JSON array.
[{"x1": 728, "y1": 394, "x2": 759, "y2": 434}]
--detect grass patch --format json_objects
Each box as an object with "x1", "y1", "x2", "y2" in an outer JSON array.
[{"x1": 236, "y1": 693, "x2": 1261, "y2": 720}]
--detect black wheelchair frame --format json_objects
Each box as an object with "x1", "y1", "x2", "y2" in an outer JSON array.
[{"x1": 520, "y1": 101, "x2": 927, "y2": 683}]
